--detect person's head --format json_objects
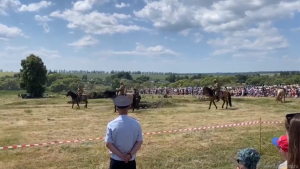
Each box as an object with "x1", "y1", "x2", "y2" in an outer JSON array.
[
  {"x1": 234, "y1": 148, "x2": 260, "y2": 169},
  {"x1": 272, "y1": 135, "x2": 289, "y2": 160},
  {"x1": 286, "y1": 113, "x2": 300, "y2": 168},
  {"x1": 113, "y1": 96, "x2": 132, "y2": 114},
  {"x1": 120, "y1": 82, "x2": 123, "y2": 85},
  {"x1": 214, "y1": 79, "x2": 217, "y2": 83}
]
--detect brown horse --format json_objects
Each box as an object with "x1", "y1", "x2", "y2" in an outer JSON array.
[
  {"x1": 276, "y1": 88, "x2": 286, "y2": 103},
  {"x1": 66, "y1": 91, "x2": 88, "y2": 108},
  {"x1": 103, "y1": 90, "x2": 140, "y2": 112},
  {"x1": 202, "y1": 86, "x2": 232, "y2": 109}
]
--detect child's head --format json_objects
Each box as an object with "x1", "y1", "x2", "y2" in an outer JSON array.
[
  {"x1": 272, "y1": 135, "x2": 288, "y2": 160},
  {"x1": 236, "y1": 148, "x2": 260, "y2": 169}
]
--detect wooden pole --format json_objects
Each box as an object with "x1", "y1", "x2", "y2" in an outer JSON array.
[{"x1": 260, "y1": 117, "x2": 262, "y2": 154}]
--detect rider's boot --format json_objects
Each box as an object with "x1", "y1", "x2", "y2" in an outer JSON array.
[{"x1": 216, "y1": 95, "x2": 220, "y2": 102}]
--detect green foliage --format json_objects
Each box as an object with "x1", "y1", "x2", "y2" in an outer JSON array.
[
  {"x1": 165, "y1": 74, "x2": 176, "y2": 83},
  {"x1": 111, "y1": 78, "x2": 120, "y2": 90},
  {"x1": 110, "y1": 72, "x2": 134, "y2": 89},
  {"x1": 82, "y1": 75, "x2": 88, "y2": 82},
  {"x1": 4, "y1": 65, "x2": 300, "y2": 93},
  {"x1": 165, "y1": 74, "x2": 191, "y2": 83},
  {"x1": 111, "y1": 71, "x2": 133, "y2": 80},
  {"x1": 19, "y1": 54, "x2": 48, "y2": 97},
  {"x1": 0, "y1": 76, "x2": 20, "y2": 90},
  {"x1": 136, "y1": 75, "x2": 150, "y2": 83}
]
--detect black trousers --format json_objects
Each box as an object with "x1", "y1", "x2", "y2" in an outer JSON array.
[{"x1": 109, "y1": 158, "x2": 136, "y2": 169}]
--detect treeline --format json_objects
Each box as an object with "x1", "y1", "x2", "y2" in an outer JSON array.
[
  {"x1": 2, "y1": 71, "x2": 300, "y2": 92},
  {"x1": 163, "y1": 73, "x2": 300, "y2": 87},
  {"x1": 3, "y1": 69, "x2": 300, "y2": 76},
  {"x1": 44, "y1": 70, "x2": 300, "y2": 76}
]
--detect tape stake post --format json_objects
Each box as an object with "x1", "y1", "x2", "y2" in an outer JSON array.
[{"x1": 259, "y1": 117, "x2": 262, "y2": 154}]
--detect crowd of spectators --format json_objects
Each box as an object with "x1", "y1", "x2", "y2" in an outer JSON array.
[{"x1": 138, "y1": 85, "x2": 300, "y2": 98}]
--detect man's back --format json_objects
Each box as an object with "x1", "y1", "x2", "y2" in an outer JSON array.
[{"x1": 106, "y1": 115, "x2": 143, "y2": 161}]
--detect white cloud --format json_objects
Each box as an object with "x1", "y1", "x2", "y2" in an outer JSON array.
[
  {"x1": 179, "y1": 29, "x2": 191, "y2": 36},
  {"x1": 50, "y1": 9, "x2": 145, "y2": 35},
  {"x1": 0, "y1": 0, "x2": 21, "y2": 15},
  {"x1": 134, "y1": 0, "x2": 300, "y2": 33},
  {"x1": 19, "y1": 1, "x2": 52, "y2": 12},
  {"x1": 72, "y1": 0, "x2": 109, "y2": 12},
  {"x1": 207, "y1": 22, "x2": 288, "y2": 57},
  {"x1": 68, "y1": 35, "x2": 99, "y2": 47},
  {"x1": 283, "y1": 55, "x2": 289, "y2": 59},
  {"x1": 35, "y1": 15, "x2": 51, "y2": 33},
  {"x1": 193, "y1": 33, "x2": 202, "y2": 43},
  {"x1": 291, "y1": 27, "x2": 300, "y2": 31},
  {"x1": 0, "y1": 23, "x2": 25, "y2": 39},
  {"x1": 115, "y1": 2, "x2": 130, "y2": 8},
  {"x1": 164, "y1": 36, "x2": 175, "y2": 41},
  {"x1": 5, "y1": 46, "x2": 28, "y2": 51},
  {"x1": 133, "y1": 0, "x2": 299, "y2": 57},
  {"x1": 22, "y1": 47, "x2": 62, "y2": 59},
  {"x1": 97, "y1": 43, "x2": 181, "y2": 57}
]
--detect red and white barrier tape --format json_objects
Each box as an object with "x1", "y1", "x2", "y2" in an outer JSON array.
[{"x1": 0, "y1": 121, "x2": 282, "y2": 150}]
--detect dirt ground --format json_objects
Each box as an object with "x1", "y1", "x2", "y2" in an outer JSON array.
[{"x1": 0, "y1": 93, "x2": 295, "y2": 169}]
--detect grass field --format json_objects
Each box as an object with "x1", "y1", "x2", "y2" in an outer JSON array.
[
  {"x1": 0, "y1": 72, "x2": 16, "y2": 77},
  {"x1": 0, "y1": 91, "x2": 294, "y2": 169}
]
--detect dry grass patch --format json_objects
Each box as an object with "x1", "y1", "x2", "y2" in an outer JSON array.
[{"x1": 0, "y1": 95, "x2": 297, "y2": 169}]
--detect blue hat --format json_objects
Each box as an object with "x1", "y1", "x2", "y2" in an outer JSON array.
[
  {"x1": 237, "y1": 148, "x2": 260, "y2": 169},
  {"x1": 272, "y1": 137, "x2": 279, "y2": 146},
  {"x1": 113, "y1": 96, "x2": 132, "y2": 108},
  {"x1": 272, "y1": 135, "x2": 288, "y2": 152}
]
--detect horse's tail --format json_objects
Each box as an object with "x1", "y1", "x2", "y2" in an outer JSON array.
[{"x1": 228, "y1": 92, "x2": 232, "y2": 107}]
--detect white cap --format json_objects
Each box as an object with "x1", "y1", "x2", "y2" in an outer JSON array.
[{"x1": 113, "y1": 96, "x2": 132, "y2": 107}]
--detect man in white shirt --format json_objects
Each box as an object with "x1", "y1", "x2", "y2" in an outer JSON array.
[{"x1": 105, "y1": 96, "x2": 143, "y2": 169}]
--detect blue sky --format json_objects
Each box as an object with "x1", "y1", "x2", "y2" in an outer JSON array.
[{"x1": 0, "y1": 0, "x2": 300, "y2": 73}]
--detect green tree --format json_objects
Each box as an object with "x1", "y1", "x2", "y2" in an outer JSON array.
[
  {"x1": 19, "y1": 54, "x2": 47, "y2": 97},
  {"x1": 82, "y1": 75, "x2": 88, "y2": 82},
  {"x1": 166, "y1": 74, "x2": 176, "y2": 83},
  {"x1": 111, "y1": 78, "x2": 120, "y2": 89},
  {"x1": 136, "y1": 75, "x2": 150, "y2": 83},
  {"x1": 50, "y1": 81, "x2": 68, "y2": 92},
  {"x1": 111, "y1": 71, "x2": 133, "y2": 80}
]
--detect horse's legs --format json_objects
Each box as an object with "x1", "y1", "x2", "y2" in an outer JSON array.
[
  {"x1": 72, "y1": 102, "x2": 74, "y2": 108},
  {"x1": 209, "y1": 101, "x2": 212, "y2": 109},
  {"x1": 212, "y1": 101, "x2": 217, "y2": 109},
  {"x1": 76, "y1": 101, "x2": 80, "y2": 108},
  {"x1": 85, "y1": 101, "x2": 88, "y2": 108},
  {"x1": 222, "y1": 98, "x2": 225, "y2": 109}
]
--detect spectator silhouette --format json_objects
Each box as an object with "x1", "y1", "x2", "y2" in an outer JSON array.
[{"x1": 286, "y1": 113, "x2": 300, "y2": 169}]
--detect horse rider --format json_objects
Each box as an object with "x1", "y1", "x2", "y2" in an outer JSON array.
[
  {"x1": 119, "y1": 82, "x2": 125, "y2": 96},
  {"x1": 133, "y1": 88, "x2": 138, "y2": 96},
  {"x1": 77, "y1": 85, "x2": 83, "y2": 101},
  {"x1": 213, "y1": 79, "x2": 221, "y2": 102}
]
